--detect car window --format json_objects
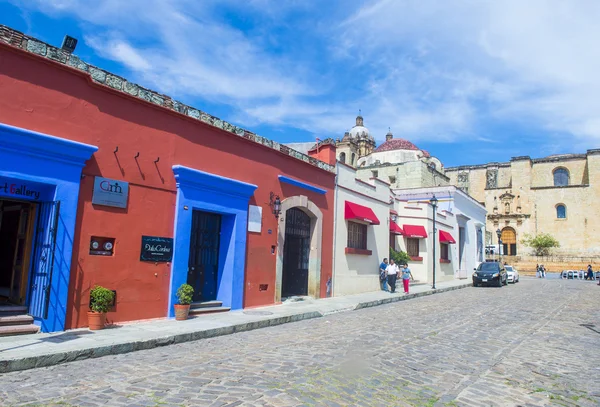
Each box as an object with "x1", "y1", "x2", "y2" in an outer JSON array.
[
  {"x1": 477, "y1": 263, "x2": 499, "y2": 271},
  {"x1": 505, "y1": 266, "x2": 513, "y2": 271}
]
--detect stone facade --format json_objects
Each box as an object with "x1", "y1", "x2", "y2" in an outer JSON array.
[{"x1": 446, "y1": 151, "x2": 600, "y2": 256}]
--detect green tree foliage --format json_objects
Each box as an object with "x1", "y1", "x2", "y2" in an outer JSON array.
[
  {"x1": 521, "y1": 233, "x2": 560, "y2": 256},
  {"x1": 390, "y1": 248, "x2": 411, "y2": 265}
]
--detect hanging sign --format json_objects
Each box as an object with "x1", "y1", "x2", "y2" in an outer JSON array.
[
  {"x1": 140, "y1": 236, "x2": 173, "y2": 262},
  {"x1": 92, "y1": 176, "x2": 129, "y2": 208}
]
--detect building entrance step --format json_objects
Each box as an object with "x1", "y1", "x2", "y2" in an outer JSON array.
[
  {"x1": 190, "y1": 301, "x2": 223, "y2": 309},
  {"x1": 188, "y1": 306, "x2": 231, "y2": 316}
]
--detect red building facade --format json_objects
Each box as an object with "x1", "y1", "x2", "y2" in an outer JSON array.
[{"x1": 0, "y1": 26, "x2": 334, "y2": 331}]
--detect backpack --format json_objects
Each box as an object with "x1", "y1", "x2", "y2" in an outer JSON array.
[{"x1": 379, "y1": 270, "x2": 386, "y2": 281}]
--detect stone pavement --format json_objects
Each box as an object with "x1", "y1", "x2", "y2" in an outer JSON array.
[
  {"x1": 0, "y1": 279, "x2": 470, "y2": 374},
  {"x1": 0, "y1": 278, "x2": 599, "y2": 407}
]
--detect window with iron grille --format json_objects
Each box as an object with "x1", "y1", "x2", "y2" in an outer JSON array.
[
  {"x1": 441, "y1": 243, "x2": 449, "y2": 260},
  {"x1": 406, "y1": 238, "x2": 420, "y2": 257},
  {"x1": 347, "y1": 221, "x2": 367, "y2": 250}
]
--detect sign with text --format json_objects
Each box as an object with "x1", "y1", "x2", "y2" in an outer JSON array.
[
  {"x1": 140, "y1": 236, "x2": 173, "y2": 262},
  {"x1": 92, "y1": 177, "x2": 129, "y2": 208},
  {"x1": 0, "y1": 178, "x2": 47, "y2": 201}
]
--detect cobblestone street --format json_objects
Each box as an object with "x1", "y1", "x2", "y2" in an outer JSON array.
[{"x1": 1, "y1": 279, "x2": 599, "y2": 407}]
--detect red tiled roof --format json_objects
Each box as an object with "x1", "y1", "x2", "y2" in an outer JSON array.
[
  {"x1": 374, "y1": 138, "x2": 421, "y2": 153},
  {"x1": 421, "y1": 149, "x2": 431, "y2": 158}
]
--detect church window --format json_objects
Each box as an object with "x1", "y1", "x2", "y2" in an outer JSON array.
[
  {"x1": 339, "y1": 152, "x2": 346, "y2": 163},
  {"x1": 351, "y1": 153, "x2": 356, "y2": 166},
  {"x1": 553, "y1": 168, "x2": 569, "y2": 186},
  {"x1": 389, "y1": 176, "x2": 396, "y2": 184},
  {"x1": 372, "y1": 170, "x2": 378, "y2": 178},
  {"x1": 556, "y1": 204, "x2": 566, "y2": 219}
]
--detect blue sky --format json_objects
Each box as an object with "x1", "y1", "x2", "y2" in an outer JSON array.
[{"x1": 2, "y1": 0, "x2": 599, "y2": 167}]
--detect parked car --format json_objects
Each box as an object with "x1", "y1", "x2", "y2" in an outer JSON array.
[
  {"x1": 473, "y1": 262, "x2": 508, "y2": 287},
  {"x1": 505, "y1": 265, "x2": 519, "y2": 283}
]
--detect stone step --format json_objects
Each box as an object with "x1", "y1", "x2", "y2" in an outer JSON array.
[
  {"x1": 189, "y1": 306, "x2": 230, "y2": 316},
  {"x1": 0, "y1": 315, "x2": 33, "y2": 327},
  {"x1": 0, "y1": 324, "x2": 39, "y2": 337},
  {"x1": 0, "y1": 305, "x2": 28, "y2": 316},
  {"x1": 190, "y1": 301, "x2": 223, "y2": 309}
]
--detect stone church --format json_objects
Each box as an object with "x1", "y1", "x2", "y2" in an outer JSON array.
[{"x1": 445, "y1": 152, "x2": 600, "y2": 257}]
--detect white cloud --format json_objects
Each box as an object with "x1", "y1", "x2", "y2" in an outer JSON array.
[{"x1": 13, "y1": 0, "x2": 600, "y2": 151}]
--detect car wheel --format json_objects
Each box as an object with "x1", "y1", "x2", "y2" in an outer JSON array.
[
  {"x1": 504, "y1": 277, "x2": 508, "y2": 286},
  {"x1": 497, "y1": 278, "x2": 503, "y2": 288}
]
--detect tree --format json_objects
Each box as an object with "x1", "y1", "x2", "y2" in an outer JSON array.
[
  {"x1": 521, "y1": 233, "x2": 560, "y2": 256},
  {"x1": 390, "y1": 248, "x2": 411, "y2": 265}
]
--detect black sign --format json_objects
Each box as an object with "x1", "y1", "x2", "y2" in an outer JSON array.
[{"x1": 140, "y1": 236, "x2": 173, "y2": 262}]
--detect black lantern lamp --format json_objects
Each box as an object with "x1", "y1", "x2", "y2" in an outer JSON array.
[
  {"x1": 496, "y1": 228, "x2": 502, "y2": 260},
  {"x1": 430, "y1": 195, "x2": 438, "y2": 290},
  {"x1": 270, "y1": 192, "x2": 281, "y2": 219}
]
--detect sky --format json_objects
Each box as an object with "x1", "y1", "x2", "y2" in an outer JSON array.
[{"x1": 1, "y1": 0, "x2": 600, "y2": 167}]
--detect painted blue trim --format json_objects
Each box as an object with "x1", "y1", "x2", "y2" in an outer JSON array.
[
  {"x1": 0, "y1": 122, "x2": 97, "y2": 333},
  {"x1": 278, "y1": 175, "x2": 327, "y2": 194},
  {"x1": 169, "y1": 166, "x2": 257, "y2": 315}
]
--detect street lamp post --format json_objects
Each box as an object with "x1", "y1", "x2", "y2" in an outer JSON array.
[
  {"x1": 496, "y1": 228, "x2": 502, "y2": 262},
  {"x1": 430, "y1": 195, "x2": 438, "y2": 289}
]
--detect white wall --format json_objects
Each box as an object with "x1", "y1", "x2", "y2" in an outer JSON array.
[
  {"x1": 392, "y1": 186, "x2": 487, "y2": 284},
  {"x1": 333, "y1": 163, "x2": 392, "y2": 296}
]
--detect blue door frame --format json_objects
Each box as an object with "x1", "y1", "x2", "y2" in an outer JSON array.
[
  {"x1": 169, "y1": 166, "x2": 257, "y2": 315},
  {"x1": 0, "y1": 122, "x2": 97, "y2": 332}
]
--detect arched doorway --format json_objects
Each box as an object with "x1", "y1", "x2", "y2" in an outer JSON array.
[
  {"x1": 501, "y1": 227, "x2": 517, "y2": 256},
  {"x1": 281, "y1": 208, "x2": 311, "y2": 297},
  {"x1": 275, "y1": 195, "x2": 323, "y2": 303}
]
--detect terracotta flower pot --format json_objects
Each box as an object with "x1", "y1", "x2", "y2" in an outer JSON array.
[
  {"x1": 87, "y1": 311, "x2": 107, "y2": 330},
  {"x1": 174, "y1": 304, "x2": 191, "y2": 321}
]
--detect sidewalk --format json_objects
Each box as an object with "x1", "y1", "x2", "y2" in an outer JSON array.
[{"x1": 0, "y1": 279, "x2": 471, "y2": 374}]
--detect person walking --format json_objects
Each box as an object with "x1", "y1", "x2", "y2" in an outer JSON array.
[
  {"x1": 401, "y1": 264, "x2": 414, "y2": 294},
  {"x1": 386, "y1": 259, "x2": 399, "y2": 293},
  {"x1": 379, "y1": 258, "x2": 389, "y2": 291},
  {"x1": 586, "y1": 264, "x2": 594, "y2": 281},
  {"x1": 536, "y1": 264, "x2": 540, "y2": 278}
]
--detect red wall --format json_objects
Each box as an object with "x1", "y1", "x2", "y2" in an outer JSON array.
[{"x1": 0, "y1": 45, "x2": 335, "y2": 328}]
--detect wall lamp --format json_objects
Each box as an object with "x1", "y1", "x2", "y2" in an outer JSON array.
[{"x1": 270, "y1": 192, "x2": 281, "y2": 219}]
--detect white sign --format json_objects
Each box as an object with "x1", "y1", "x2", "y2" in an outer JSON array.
[
  {"x1": 248, "y1": 205, "x2": 262, "y2": 233},
  {"x1": 92, "y1": 176, "x2": 129, "y2": 208}
]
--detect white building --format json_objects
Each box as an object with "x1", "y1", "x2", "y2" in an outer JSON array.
[
  {"x1": 332, "y1": 162, "x2": 392, "y2": 296},
  {"x1": 392, "y1": 186, "x2": 487, "y2": 283}
]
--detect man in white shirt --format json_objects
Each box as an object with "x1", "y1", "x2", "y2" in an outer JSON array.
[{"x1": 386, "y1": 259, "x2": 399, "y2": 293}]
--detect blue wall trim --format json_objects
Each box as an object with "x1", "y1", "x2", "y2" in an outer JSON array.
[
  {"x1": 169, "y1": 166, "x2": 257, "y2": 315},
  {"x1": 0, "y1": 122, "x2": 97, "y2": 333},
  {"x1": 278, "y1": 175, "x2": 327, "y2": 195}
]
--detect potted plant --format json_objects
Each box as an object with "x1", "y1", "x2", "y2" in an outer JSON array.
[
  {"x1": 88, "y1": 285, "x2": 115, "y2": 330},
  {"x1": 174, "y1": 283, "x2": 194, "y2": 321}
]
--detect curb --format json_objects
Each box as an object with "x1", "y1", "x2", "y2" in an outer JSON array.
[
  {"x1": 0, "y1": 283, "x2": 472, "y2": 374},
  {"x1": 355, "y1": 282, "x2": 472, "y2": 310},
  {"x1": 0, "y1": 311, "x2": 322, "y2": 374}
]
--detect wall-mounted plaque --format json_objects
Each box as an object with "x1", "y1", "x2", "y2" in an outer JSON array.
[
  {"x1": 92, "y1": 176, "x2": 129, "y2": 208},
  {"x1": 140, "y1": 236, "x2": 173, "y2": 262},
  {"x1": 248, "y1": 205, "x2": 262, "y2": 233}
]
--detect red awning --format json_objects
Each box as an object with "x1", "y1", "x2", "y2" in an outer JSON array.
[
  {"x1": 390, "y1": 221, "x2": 404, "y2": 235},
  {"x1": 439, "y1": 230, "x2": 456, "y2": 244},
  {"x1": 403, "y1": 224, "x2": 428, "y2": 238},
  {"x1": 344, "y1": 201, "x2": 380, "y2": 225}
]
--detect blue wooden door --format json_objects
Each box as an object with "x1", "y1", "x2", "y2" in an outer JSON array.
[
  {"x1": 28, "y1": 201, "x2": 60, "y2": 319},
  {"x1": 187, "y1": 210, "x2": 221, "y2": 302}
]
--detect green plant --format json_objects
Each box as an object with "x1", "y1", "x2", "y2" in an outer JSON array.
[
  {"x1": 176, "y1": 283, "x2": 194, "y2": 305},
  {"x1": 390, "y1": 248, "x2": 411, "y2": 265},
  {"x1": 521, "y1": 233, "x2": 560, "y2": 256},
  {"x1": 89, "y1": 285, "x2": 115, "y2": 313}
]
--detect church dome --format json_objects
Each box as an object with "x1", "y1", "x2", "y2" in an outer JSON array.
[
  {"x1": 349, "y1": 114, "x2": 372, "y2": 139},
  {"x1": 374, "y1": 138, "x2": 421, "y2": 153}
]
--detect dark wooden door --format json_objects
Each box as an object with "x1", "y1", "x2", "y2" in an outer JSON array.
[
  {"x1": 282, "y1": 208, "x2": 310, "y2": 298},
  {"x1": 187, "y1": 211, "x2": 221, "y2": 303}
]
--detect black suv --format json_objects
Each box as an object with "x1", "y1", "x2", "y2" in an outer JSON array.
[{"x1": 473, "y1": 262, "x2": 508, "y2": 287}]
